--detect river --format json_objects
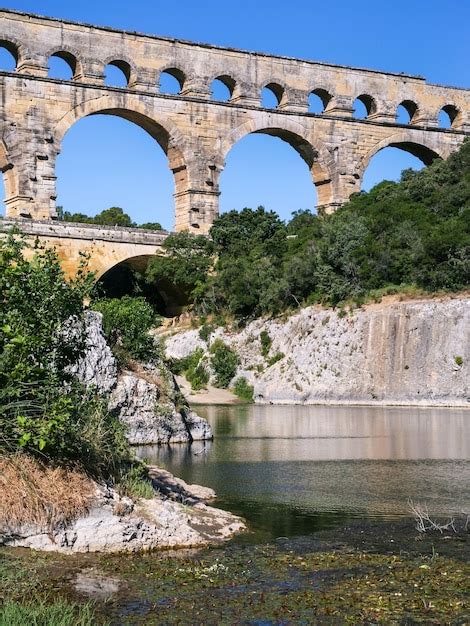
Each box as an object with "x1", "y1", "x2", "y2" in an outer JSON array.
[{"x1": 136, "y1": 404, "x2": 470, "y2": 541}]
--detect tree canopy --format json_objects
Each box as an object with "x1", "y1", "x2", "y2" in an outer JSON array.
[
  {"x1": 144, "y1": 138, "x2": 470, "y2": 318},
  {"x1": 58, "y1": 206, "x2": 163, "y2": 231}
]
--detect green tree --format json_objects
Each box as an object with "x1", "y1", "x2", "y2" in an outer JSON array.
[
  {"x1": 92, "y1": 295, "x2": 160, "y2": 362},
  {"x1": 92, "y1": 207, "x2": 135, "y2": 227},
  {"x1": 146, "y1": 231, "x2": 215, "y2": 302}
]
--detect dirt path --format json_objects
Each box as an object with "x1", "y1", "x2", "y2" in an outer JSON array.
[{"x1": 176, "y1": 375, "x2": 241, "y2": 405}]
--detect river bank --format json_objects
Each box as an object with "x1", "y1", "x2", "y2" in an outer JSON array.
[
  {"x1": 2, "y1": 517, "x2": 468, "y2": 624},
  {"x1": 164, "y1": 296, "x2": 470, "y2": 407},
  {"x1": 0, "y1": 458, "x2": 245, "y2": 554}
]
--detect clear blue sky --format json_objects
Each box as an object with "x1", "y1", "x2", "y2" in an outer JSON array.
[{"x1": 1, "y1": 0, "x2": 469, "y2": 228}]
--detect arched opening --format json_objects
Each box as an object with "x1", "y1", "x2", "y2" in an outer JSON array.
[
  {"x1": 438, "y1": 104, "x2": 459, "y2": 129},
  {"x1": 96, "y1": 255, "x2": 188, "y2": 317},
  {"x1": 361, "y1": 144, "x2": 439, "y2": 191},
  {"x1": 261, "y1": 83, "x2": 284, "y2": 109},
  {"x1": 220, "y1": 130, "x2": 319, "y2": 221},
  {"x1": 308, "y1": 88, "x2": 331, "y2": 113},
  {"x1": 211, "y1": 75, "x2": 235, "y2": 101},
  {"x1": 56, "y1": 113, "x2": 177, "y2": 230},
  {"x1": 104, "y1": 60, "x2": 131, "y2": 87},
  {"x1": 396, "y1": 100, "x2": 418, "y2": 124},
  {"x1": 48, "y1": 51, "x2": 77, "y2": 80},
  {"x1": 159, "y1": 68, "x2": 185, "y2": 94},
  {"x1": 0, "y1": 40, "x2": 18, "y2": 71},
  {"x1": 353, "y1": 94, "x2": 377, "y2": 119}
]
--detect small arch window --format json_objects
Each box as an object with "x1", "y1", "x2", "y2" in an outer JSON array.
[
  {"x1": 261, "y1": 82, "x2": 284, "y2": 109},
  {"x1": 104, "y1": 60, "x2": 131, "y2": 87},
  {"x1": 308, "y1": 88, "x2": 331, "y2": 113},
  {"x1": 211, "y1": 75, "x2": 235, "y2": 102},
  {"x1": 438, "y1": 104, "x2": 459, "y2": 129},
  {"x1": 0, "y1": 40, "x2": 18, "y2": 71},
  {"x1": 159, "y1": 68, "x2": 185, "y2": 94},
  {"x1": 353, "y1": 94, "x2": 377, "y2": 119},
  {"x1": 396, "y1": 100, "x2": 418, "y2": 124},
  {"x1": 48, "y1": 51, "x2": 77, "y2": 80}
]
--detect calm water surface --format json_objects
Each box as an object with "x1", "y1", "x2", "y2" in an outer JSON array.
[{"x1": 137, "y1": 405, "x2": 470, "y2": 540}]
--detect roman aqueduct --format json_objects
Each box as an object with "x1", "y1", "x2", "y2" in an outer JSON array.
[{"x1": 0, "y1": 9, "x2": 469, "y2": 285}]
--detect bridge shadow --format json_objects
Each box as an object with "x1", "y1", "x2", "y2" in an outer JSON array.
[{"x1": 96, "y1": 256, "x2": 187, "y2": 317}]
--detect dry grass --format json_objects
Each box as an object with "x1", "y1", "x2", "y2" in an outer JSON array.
[{"x1": 0, "y1": 454, "x2": 95, "y2": 533}]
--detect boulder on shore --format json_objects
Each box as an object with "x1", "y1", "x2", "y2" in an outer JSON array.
[
  {"x1": 0, "y1": 466, "x2": 244, "y2": 553},
  {"x1": 73, "y1": 311, "x2": 212, "y2": 444}
]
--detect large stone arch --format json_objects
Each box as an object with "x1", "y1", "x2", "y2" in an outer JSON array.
[
  {"x1": 359, "y1": 131, "x2": 449, "y2": 184},
  {"x1": 219, "y1": 116, "x2": 335, "y2": 208},
  {"x1": 53, "y1": 94, "x2": 192, "y2": 228},
  {"x1": 98, "y1": 253, "x2": 187, "y2": 316}
]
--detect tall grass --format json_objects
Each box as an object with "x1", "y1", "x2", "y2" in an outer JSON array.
[{"x1": 0, "y1": 600, "x2": 100, "y2": 626}]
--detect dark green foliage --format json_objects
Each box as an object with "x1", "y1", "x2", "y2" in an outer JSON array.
[
  {"x1": 182, "y1": 349, "x2": 210, "y2": 391},
  {"x1": 0, "y1": 235, "x2": 129, "y2": 475},
  {"x1": 60, "y1": 206, "x2": 134, "y2": 227},
  {"x1": 138, "y1": 222, "x2": 163, "y2": 231},
  {"x1": 259, "y1": 330, "x2": 272, "y2": 357},
  {"x1": 199, "y1": 322, "x2": 215, "y2": 343},
  {"x1": 202, "y1": 139, "x2": 469, "y2": 316},
  {"x1": 58, "y1": 206, "x2": 163, "y2": 231},
  {"x1": 92, "y1": 296, "x2": 161, "y2": 362},
  {"x1": 146, "y1": 232, "x2": 215, "y2": 304},
  {"x1": 233, "y1": 377, "x2": 254, "y2": 402},
  {"x1": 118, "y1": 462, "x2": 155, "y2": 499},
  {"x1": 210, "y1": 339, "x2": 239, "y2": 388},
  {"x1": 170, "y1": 349, "x2": 210, "y2": 391}
]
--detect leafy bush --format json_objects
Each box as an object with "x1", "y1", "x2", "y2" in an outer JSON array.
[
  {"x1": 454, "y1": 356, "x2": 463, "y2": 366},
  {"x1": 170, "y1": 348, "x2": 210, "y2": 391},
  {"x1": 146, "y1": 232, "x2": 215, "y2": 304},
  {"x1": 210, "y1": 339, "x2": 239, "y2": 388},
  {"x1": 259, "y1": 330, "x2": 272, "y2": 357},
  {"x1": 233, "y1": 377, "x2": 254, "y2": 402},
  {"x1": 161, "y1": 139, "x2": 469, "y2": 318},
  {"x1": 0, "y1": 234, "x2": 130, "y2": 476},
  {"x1": 185, "y1": 349, "x2": 210, "y2": 391},
  {"x1": 92, "y1": 295, "x2": 161, "y2": 362},
  {"x1": 199, "y1": 322, "x2": 215, "y2": 343}
]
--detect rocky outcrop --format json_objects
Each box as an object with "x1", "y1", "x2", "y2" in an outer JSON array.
[
  {"x1": 1, "y1": 466, "x2": 244, "y2": 553},
  {"x1": 73, "y1": 311, "x2": 212, "y2": 443},
  {"x1": 68, "y1": 311, "x2": 117, "y2": 394},
  {"x1": 164, "y1": 297, "x2": 470, "y2": 407},
  {"x1": 108, "y1": 372, "x2": 212, "y2": 444}
]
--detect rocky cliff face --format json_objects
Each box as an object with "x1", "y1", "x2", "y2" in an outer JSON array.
[
  {"x1": 164, "y1": 298, "x2": 470, "y2": 407},
  {"x1": 74, "y1": 311, "x2": 212, "y2": 443}
]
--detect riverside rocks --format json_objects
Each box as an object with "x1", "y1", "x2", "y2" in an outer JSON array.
[
  {"x1": 1, "y1": 466, "x2": 244, "y2": 553},
  {"x1": 164, "y1": 297, "x2": 470, "y2": 407},
  {"x1": 73, "y1": 311, "x2": 212, "y2": 444}
]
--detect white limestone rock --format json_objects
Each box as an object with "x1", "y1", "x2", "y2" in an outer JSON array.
[
  {"x1": 69, "y1": 310, "x2": 118, "y2": 394},
  {"x1": 164, "y1": 297, "x2": 470, "y2": 407},
  {"x1": 0, "y1": 467, "x2": 244, "y2": 553}
]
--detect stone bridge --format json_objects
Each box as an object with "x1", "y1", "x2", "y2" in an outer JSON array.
[
  {"x1": 0, "y1": 218, "x2": 168, "y2": 278},
  {"x1": 1, "y1": 9, "x2": 469, "y2": 235}
]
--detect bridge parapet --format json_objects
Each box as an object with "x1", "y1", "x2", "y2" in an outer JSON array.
[{"x1": 0, "y1": 218, "x2": 169, "y2": 245}]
